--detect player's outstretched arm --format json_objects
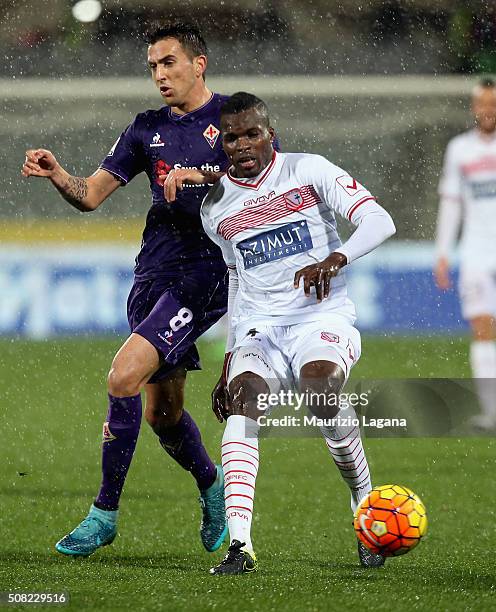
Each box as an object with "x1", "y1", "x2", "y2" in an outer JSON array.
[
  {"x1": 22, "y1": 148, "x2": 120, "y2": 212},
  {"x1": 211, "y1": 265, "x2": 238, "y2": 422},
  {"x1": 434, "y1": 197, "x2": 461, "y2": 290},
  {"x1": 434, "y1": 256, "x2": 451, "y2": 290},
  {"x1": 162, "y1": 168, "x2": 225, "y2": 203},
  {"x1": 336, "y1": 205, "x2": 396, "y2": 265},
  {"x1": 294, "y1": 204, "x2": 395, "y2": 302},
  {"x1": 435, "y1": 139, "x2": 463, "y2": 290},
  {"x1": 200, "y1": 191, "x2": 237, "y2": 420}
]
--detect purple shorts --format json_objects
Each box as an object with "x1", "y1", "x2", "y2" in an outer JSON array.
[{"x1": 127, "y1": 266, "x2": 228, "y2": 383}]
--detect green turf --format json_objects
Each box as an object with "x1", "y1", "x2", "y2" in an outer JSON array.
[{"x1": 0, "y1": 336, "x2": 495, "y2": 611}]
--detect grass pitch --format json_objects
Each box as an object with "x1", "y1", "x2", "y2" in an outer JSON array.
[{"x1": 0, "y1": 336, "x2": 495, "y2": 611}]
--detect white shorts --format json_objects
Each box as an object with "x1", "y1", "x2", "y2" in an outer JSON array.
[
  {"x1": 459, "y1": 268, "x2": 496, "y2": 320},
  {"x1": 227, "y1": 316, "x2": 361, "y2": 393}
]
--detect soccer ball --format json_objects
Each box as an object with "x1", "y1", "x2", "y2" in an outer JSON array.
[{"x1": 354, "y1": 484, "x2": 427, "y2": 557}]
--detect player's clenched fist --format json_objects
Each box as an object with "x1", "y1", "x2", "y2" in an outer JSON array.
[
  {"x1": 294, "y1": 251, "x2": 348, "y2": 302},
  {"x1": 211, "y1": 377, "x2": 230, "y2": 422},
  {"x1": 22, "y1": 149, "x2": 59, "y2": 178}
]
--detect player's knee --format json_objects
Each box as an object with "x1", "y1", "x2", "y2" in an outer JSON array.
[
  {"x1": 144, "y1": 373, "x2": 186, "y2": 433},
  {"x1": 144, "y1": 399, "x2": 183, "y2": 432},
  {"x1": 107, "y1": 365, "x2": 141, "y2": 397},
  {"x1": 299, "y1": 360, "x2": 345, "y2": 419},
  {"x1": 228, "y1": 372, "x2": 268, "y2": 421}
]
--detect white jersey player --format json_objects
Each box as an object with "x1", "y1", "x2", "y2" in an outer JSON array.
[
  {"x1": 201, "y1": 92, "x2": 395, "y2": 576},
  {"x1": 435, "y1": 78, "x2": 496, "y2": 431}
]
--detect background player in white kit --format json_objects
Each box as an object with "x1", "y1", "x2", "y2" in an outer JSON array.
[
  {"x1": 200, "y1": 92, "x2": 396, "y2": 575},
  {"x1": 435, "y1": 78, "x2": 496, "y2": 431}
]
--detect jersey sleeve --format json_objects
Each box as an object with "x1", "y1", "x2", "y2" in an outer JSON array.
[
  {"x1": 303, "y1": 155, "x2": 395, "y2": 263},
  {"x1": 200, "y1": 189, "x2": 237, "y2": 269},
  {"x1": 201, "y1": 187, "x2": 239, "y2": 352},
  {"x1": 307, "y1": 155, "x2": 378, "y2": 223},
  {"x1": 99, "y1": 119, "x2": 146, "y2": 185},
  {"x1": 438, "y1": 139, "x2": 462, "y2": 201}
]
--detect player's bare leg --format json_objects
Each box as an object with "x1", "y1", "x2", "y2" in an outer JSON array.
[
  {"x1": 145, "y1": 376, "x2": 227, "y2": 551},
  {"x1": 55, "y1": 333, "x2": 157, "y2": 556},
  {"x1": 56, "y1": 333, "x2": 225, "y2": 556},
  {"x1": 209, "y1": 372, "x2": 263, "y2": 575},
  {"x1": 299, "y1": 359, "x2": 372, "y2": 511},
  {"x1": 469, "y1": 314, "x2": 496, "y2": 431},
  {"x1": 299, "y1": 359, "x2": 384, "y2": 568}
]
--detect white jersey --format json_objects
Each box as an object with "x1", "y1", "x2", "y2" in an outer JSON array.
[
  {"x1": 438, "y1": 128, "x2": 496, "y2": 266},
  {"x1": 201, "y1": 151, "x2": 394, "y2": 333}
]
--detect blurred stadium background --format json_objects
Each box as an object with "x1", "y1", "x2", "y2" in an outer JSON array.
[{"x1": 3, "y1": 0, "x2": 494, "y2": 339}]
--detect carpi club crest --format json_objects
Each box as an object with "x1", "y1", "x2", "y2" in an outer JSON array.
[{"x1": 284, "y1": 188, "x2": 304, "y2": 211}]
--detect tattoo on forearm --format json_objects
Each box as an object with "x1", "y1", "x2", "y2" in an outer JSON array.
[{"x1": 56, "y1": 177, "x2": 89, "y2": 210}]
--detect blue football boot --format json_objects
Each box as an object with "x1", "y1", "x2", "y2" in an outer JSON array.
[
  {"x1": 55, "y1": 504, "x2": 117, "y2": 557},
  {"x1": 199, "y1": 465, "x2": 228, "y2": 552}
]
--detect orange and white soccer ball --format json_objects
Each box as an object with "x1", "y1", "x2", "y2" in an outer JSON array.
[{"x1": 354, "y1": 484, "x2": 428, "y2": 557}]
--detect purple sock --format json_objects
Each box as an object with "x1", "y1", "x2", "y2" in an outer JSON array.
[
  {"x1": 95, "y1": 393, "x2": 142, "y2": 511},
  {"x1": 159, "y1": 410, "x2": 216, "y2": 491}
]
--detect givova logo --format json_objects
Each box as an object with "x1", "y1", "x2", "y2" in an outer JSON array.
[{"x1": 236, "y1": 221, "x2": 313, "y2": 269}]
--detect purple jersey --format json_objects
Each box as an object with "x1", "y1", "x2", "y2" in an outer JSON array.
[{"x1": 100, "y1": 93, "x2": 230, "y2": 280}]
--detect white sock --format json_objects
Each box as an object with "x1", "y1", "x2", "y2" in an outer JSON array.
[
  {"x1": 470, "y1": 340, "x2": 496, "y2": 422},
  {"x1": 320, "y1": 404, "x2": 371, "y2": 513},
  {"x1": 221, "y1": 415, "x2": 259, "y2": 553}
]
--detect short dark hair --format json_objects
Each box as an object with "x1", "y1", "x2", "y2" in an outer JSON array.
[
  {"x1": 220, "y1": 92, "x2": 270, "y2": 126},
  {"x1": 145, "y1": 21, "x2": 207, "y2": 59}
]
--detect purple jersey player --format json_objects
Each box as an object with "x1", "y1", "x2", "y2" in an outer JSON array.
[{"x1": 22, "y1": 22, "x2": 229, "y2": 557}]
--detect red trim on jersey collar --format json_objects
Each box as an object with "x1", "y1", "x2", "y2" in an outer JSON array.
[{"x1": 227, "y1": 151, "x2": 277, "y2": 190}]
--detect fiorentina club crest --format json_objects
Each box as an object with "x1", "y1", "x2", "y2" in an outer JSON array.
[
  {"x1": 284, "y1": 188, "x2": 304, "y2": 211},
  {"x1": 102, "y1": 422, "x2": 116, "y2": 443},
  {"x1": 203, "y1": 124, "x2": 220, "y2": 148}
]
